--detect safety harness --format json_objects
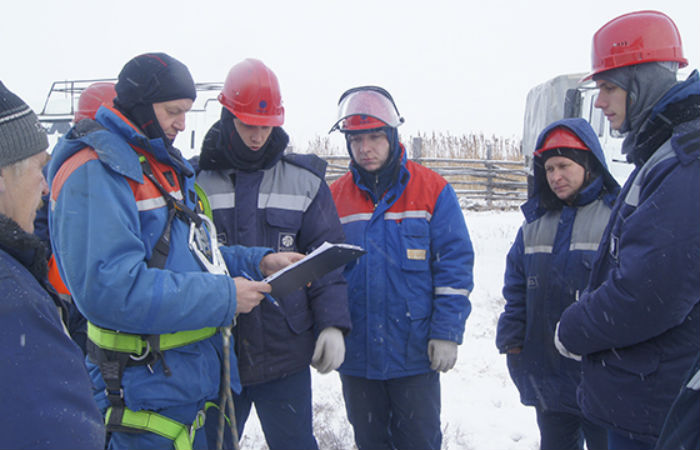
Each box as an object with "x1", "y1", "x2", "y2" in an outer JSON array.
[
  {"x1": 86, "y1": 150, "x2": 233, "y2": 449},
  {"x1": 194, "y1": 182, "x2": 213, "y2": 221},
  {"x1": 104, "y1": 402, "x2": 213, "y2": 449}
]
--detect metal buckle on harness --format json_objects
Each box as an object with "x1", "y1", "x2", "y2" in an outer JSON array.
[
  {"x1": 105, "y1": 387, "x2": 124, "y2": 404},
  {"x1": 189, "y1": 214, "x2": 229, "y2": 276},
  {"x1": 129, "y1": 339, "x2": 151, "y2": 362},
  {"x1": 189, "y1": 408, "x2": 207, "y2": 442}
]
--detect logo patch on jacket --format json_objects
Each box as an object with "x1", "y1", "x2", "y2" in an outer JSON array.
[
  {"x1": 278, "y1": 233, "x2": 296, "y2": 251},
  {"x1": 406, "y1": 249, "x2": 426, "y2": 260},
  {"x1": 527, "y1": 276, "x2": 538, "y2": 289}
]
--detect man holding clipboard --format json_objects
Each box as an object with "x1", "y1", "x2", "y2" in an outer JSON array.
[{"x1": 195, "y1": 59, "x2": 351, "y2": 450}]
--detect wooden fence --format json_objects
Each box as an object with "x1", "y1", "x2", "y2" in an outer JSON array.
[{"x1": 318, "y1": 137, "x2": 529, "y2": 208}]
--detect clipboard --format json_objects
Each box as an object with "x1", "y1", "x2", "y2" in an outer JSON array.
[{"x1": 264, "y1": 242, "x2": 366, "y2": 298}]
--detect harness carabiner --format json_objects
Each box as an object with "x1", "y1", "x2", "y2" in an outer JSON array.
[
  {"x1": 189, "y1": 214, "x2": 229, "y2": 276},
  {"x1": 129, "y1": 339, "x2": 151, "y2": 362}
]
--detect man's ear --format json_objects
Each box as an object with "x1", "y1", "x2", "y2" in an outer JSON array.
[{"x1": 0, "y1": 169, "x2": 6, "y2": 193}]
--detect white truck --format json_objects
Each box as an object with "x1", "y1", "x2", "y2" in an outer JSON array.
[
  {"x1": 521, "y1": 73, "x2": 633, "y2": 187},
  {"x1": 37, "y1": 79, "x2": 223, "y2": 159}
]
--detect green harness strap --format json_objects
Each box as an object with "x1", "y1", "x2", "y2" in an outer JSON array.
[
  {"x1": 90, "y1": 154, "x2": 226, "y2": 446},
  {"x1": 88, "y1": 323, "x2": 219, "y2": 442},
  {"x1": 105, "y1": 402, "x2": 220, "y2": 450},
  {"x1": 87, "y1": 323, "x2": 217, "y2": 355},
  {"x1": 194, "y1": 182, "x2": 213, "y2": 221}
]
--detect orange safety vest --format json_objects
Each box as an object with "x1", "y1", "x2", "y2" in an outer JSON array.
[{"x1": 48, "y1": 254, "x2": 71, "y2": 296}]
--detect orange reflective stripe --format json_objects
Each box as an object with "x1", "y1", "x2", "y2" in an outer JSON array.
[
  {"x1": 48, "y1": 254, "x2": 71, "y2": 295},
  {"x1": 127, "y1": 148, "x2": 183, "y2": 211},
  {"x1": 50, "y1": 147, "x2": 99, "y2": 202}
]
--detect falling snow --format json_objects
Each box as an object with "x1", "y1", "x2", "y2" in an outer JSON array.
[{"x1": 240, "y1": 209, "x2": 541, "y2": 450}]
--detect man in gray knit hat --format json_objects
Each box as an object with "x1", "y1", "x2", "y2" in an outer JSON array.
[
  {"x1": 0, "y1": 80, "x2": 106, "y2": 449},
  {"x1": 0, "y1": 83, "x2": 48, "y2": 168}
]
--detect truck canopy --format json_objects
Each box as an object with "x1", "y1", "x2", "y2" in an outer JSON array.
[
  {"x1": 522, "y1": 73, "x2": 633, "y2": 185},
  {"x1": 37, "y1": 79, "x2": 223, "y2": 158}
]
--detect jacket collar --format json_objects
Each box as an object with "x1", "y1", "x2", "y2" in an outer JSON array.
[
  {"x1": 49, "y1": 106, "x2": 194, "y2": 185},
  {"x1": 0, "y1": 214, "x2": 47, "y2": 283},
  {"x1": 626, "y1": 70, "x2": 700, "y2": 165}
]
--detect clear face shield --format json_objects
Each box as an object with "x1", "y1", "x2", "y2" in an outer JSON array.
[{"x1": 329, "y1": 86, "x2": 404, "y2": 133}]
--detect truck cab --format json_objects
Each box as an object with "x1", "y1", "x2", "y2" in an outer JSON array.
[{"x1": 522, "y1": 73, "x2": 633, "y2": 188}]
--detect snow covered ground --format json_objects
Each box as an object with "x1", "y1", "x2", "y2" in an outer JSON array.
[{"x1": 239, "y1": 209, "x2": 541, "y2": 450}]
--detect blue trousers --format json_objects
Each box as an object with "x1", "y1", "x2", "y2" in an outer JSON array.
[
  {"x1": 205, "y1": 368, "x2": 318, "y2": 450},
  {"x1": 607, "y1": 430, "x2": 654, "y2": 450},
  {"x1": 341, "y1": 372, "x2": 441, "y2": 450},
  {"x1": 535, "y1": 408, "x2": 608, "y2": 450}
]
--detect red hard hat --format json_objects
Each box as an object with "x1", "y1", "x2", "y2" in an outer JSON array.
[
  {"x1": 582, "y1": 10, "x2": 688, "y2": 81},
  {"x1": 218, "y1": 58, "x2": 284, "y2": 127},
  {"x1": 75, "y1": 82, "x2": 116, "y2": 123},
  {"x1": 341, "y1": 114, "x2": 389, "y2": 131},
  {"x1": 534, "y1": 127, "x2": 589, "y2": 157},
  {"x1": 329, "y1": 86, "x2": 404, "y2": 133}
]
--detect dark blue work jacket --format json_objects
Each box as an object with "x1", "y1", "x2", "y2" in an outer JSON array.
[
  {"x1": 196, "y1": 134, "x2": 350, "y2": 386},
  {"x1": 497, "y1": 118, "x2": 620, "y2": 414},
  {"x1": 559, "y1": 71, "x2": 700, "y2": 443}
]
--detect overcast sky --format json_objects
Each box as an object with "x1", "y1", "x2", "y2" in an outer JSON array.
[{"x1": 3, "y1": 0, "x2": 698, "y2": 148}]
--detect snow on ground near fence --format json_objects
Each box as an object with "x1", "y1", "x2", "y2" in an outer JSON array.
[{"x1": 240, "y1": 209, "x2": 540, "y2": 450}]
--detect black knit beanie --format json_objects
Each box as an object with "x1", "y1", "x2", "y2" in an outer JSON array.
[
  {"x1": 113, "y1": 53, "x2": 196, "y2": 144},
  {"x1": 0, "y1": 81, "x2": 48, "y2": 168},
  {"x1": 538, "y1": 147, "x2": 591, "y2": 172}
]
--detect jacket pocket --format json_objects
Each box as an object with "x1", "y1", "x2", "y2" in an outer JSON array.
[
  {"x1": 266, "y1": 209, "x2": 302, "y2": 251},
  {"x1": 506, "y1": 352, "x2": 526, "y2": 391},
  {"x1": 598, "y1": 344, "x2": 661, "y2": 377},
  {"x1": 285, "y1": 307, "x2": 314, "y2": 335},
  {"x1": 399, "y1": 219, "x2": 431, "y2": 271},
  {"x1": 406, "y1": 295, "x2": 431, "y2": 320},
  {"x1": 405, "y1": 296, "x2": 431, "y2": 363}
]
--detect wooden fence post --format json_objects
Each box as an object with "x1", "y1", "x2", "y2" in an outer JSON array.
[
  {"x1": 411, "y1": 137, "x2": 423, "y2": 161},
  {"x1": 319, "y1": 154, "x2": 528, "y2": 207},
  {"x1": 486, "y1": 142, "x2": 494, "y2": 208}
]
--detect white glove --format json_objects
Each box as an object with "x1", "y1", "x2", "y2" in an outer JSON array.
[
  {"x1": 311, "y1": 327, "x2": 345, "y2": 374},
  {"x1": 554, "y1": 322, "x2": 581, "y2": 361},
  {"x1": 428, "y1": 339, "x2": 458, "y2": 372}
]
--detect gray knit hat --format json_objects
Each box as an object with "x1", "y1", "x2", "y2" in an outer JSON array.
[{"x1": 0, "y1": 81, "x2": 48, "y2": 168}]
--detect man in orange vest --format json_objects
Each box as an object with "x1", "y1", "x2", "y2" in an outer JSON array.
[
  {"x1": 38, "y1": 81, "x2": 118, "y2": 353},
  {"x1": 47, "y1": 52, "x2": 301, "y2": 450}
]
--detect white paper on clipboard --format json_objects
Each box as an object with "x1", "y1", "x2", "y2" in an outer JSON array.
[{"x1": 264, "y1": 242, "x2": 366, "y2": 298}]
